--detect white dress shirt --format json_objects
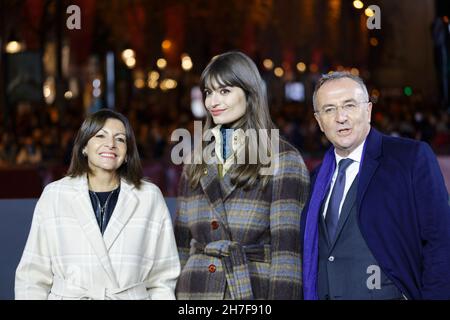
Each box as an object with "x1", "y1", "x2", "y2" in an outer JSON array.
[{"x1": 323, "y1": 140, "x2": 366, "y2": 218}]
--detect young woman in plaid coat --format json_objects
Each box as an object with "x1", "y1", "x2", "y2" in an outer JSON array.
[{"x1": 175, "y1": 51, "x2": 310, "y2": 299}]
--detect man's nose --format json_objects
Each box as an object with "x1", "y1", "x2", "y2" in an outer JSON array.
[{"x1": 335, "y1": 106, "x2": 348, "y2": 122}]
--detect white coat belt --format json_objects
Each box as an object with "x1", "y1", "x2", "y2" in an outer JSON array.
[{"x1": 50, "y1": 277, "x2": 148, "y2": 300}]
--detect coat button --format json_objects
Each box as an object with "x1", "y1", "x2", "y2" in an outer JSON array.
[
  {"x1": 328, "y1": 256, "x2": 335, "y2": 262},
  {"x1": 203, "y1": 169, "x2": 208, "y2": 175},
  {"x1": 208, "y1": 264, "x2": 216, "y2": 273},
  {"x1": 211, "y1": 220, "x2": 219, "y2": 230}
]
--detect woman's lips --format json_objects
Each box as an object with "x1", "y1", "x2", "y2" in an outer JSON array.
[
  {"x1": 210, "y1": 109, "x2": 226, "y2": 116},
  {"x1": 100, "y1": 153, "x2": 116, "y2": 159}
]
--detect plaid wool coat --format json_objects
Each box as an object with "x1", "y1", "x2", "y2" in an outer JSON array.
[
  {"x1": 15, "y1": 175, "x2": 180, "y2": 300},
  {"x1": 174, "y1": 141, "x2": 310, "y2": 299}
]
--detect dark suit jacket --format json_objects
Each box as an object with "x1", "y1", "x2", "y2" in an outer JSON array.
[{"x1": 301, "y1": 128, "x2": 450, "y2": 299}]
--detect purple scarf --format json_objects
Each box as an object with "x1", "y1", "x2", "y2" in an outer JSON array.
[{"x1": 303, "y1": 146, "x2": 336, "y2": 300}]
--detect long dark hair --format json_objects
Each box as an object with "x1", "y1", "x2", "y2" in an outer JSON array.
[
  {"x1": 67, "y1": 109, "x2": 143, "y2": 188},
  {"x1": 187, "y1": 51, "x2": 280, "y2": 190}
]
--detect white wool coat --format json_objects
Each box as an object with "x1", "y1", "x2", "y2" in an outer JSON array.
[{"x1": 15, "y1": 175, "x2": 180, "y2": 300}]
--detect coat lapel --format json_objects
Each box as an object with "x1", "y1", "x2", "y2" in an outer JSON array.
[
  {"x1": 103, "y1": 179, "x2": 138, "y2": 251},
  {"x1": 71, "y1": 175, "x2": 118, "y2": 285},
  {"x1": 200, "y1": 165, "x2": 231, "y2": 236},
  {"x1": 357, "y1": 128, "x2": 382, "y2": 211},
  {"x1": 220, "y1": 171, "x2": 237, "y2": 201}
]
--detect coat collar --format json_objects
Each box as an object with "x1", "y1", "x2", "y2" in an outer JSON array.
[
  {"x1": 204, "y1": 125, "x2": 240, "y2": 201},
  {"x1": 210, "y1": 125, "x2": 246, "y2": 177},
  {"x1": 210, "y1": 125, "x2": 246, "y2": 164},
  {"x1": 70, "y1": 174, "x2": 138, "y2": 285},
  {"x1": 357, "y1": 127, "x2": 382, "y2": 209}
]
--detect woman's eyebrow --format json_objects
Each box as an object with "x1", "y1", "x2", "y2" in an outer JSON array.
[{"x1": 98, "y1": 128, "x2": 126, "y2": 136}]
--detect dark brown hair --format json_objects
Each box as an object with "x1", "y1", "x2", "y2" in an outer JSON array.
[
  {"x1": 187, "y1": 51, "x2": 281, "y2": 190},
  {"x1": 67, "y1": 109, "x2": 143, "y2": 188}
]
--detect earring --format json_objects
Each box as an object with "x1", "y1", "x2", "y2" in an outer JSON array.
[{"x1": 82, "y1": 150, "x2": 87, "y2": 157}]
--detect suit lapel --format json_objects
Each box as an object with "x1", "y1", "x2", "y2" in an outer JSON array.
[
  {"x1": 71, "y1": 175, "x2": 118, "y2": 285},
  {"x1": 319, "y1": 208, "x2": 331, "y2": 248},
  {"x1": 319, "y1": 189, "x2": 332, "y2": 247},
  {"x1": 103, "y1": 179, "x2": 138, "y2": 251},
  {"x1": 200, "y1": 164, "x2": 231, "y2": 236},
  {"x1": 329, "y1": 176, "x2": 358, "y2": 251}
]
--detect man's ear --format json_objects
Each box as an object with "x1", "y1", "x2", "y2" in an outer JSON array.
[
  {"x1": 367, "y1": 102, "x2": 373, "y2": 124},
  {"x1": 314, "y1": 112, "x2": 324, "y2": 133}
]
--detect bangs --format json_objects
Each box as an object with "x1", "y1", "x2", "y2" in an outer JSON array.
[{"x1": 201, "y1": 61, "x2": 242, "y2": 90}]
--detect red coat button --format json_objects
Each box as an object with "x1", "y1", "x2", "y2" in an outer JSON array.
[
  {"x1": 208, "y1": 264, "x2": 216, "y2": 273},
  {"x1": 211, "y1": 220, "x2": 219, "y2": 230}
]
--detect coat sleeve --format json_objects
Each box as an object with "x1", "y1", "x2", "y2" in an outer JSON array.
[
  {"x1": 414, "y1": 142, "x2": 450, "y2": 299},
  {"x1": 145, "y1": 187, "x2": 181, "y2": 300},
  {"x1": 15, "y1": 188, "x2": 53, "y2": 299},
  {"x1": 268, "y1": 150, "x2": 310, "y2": 299},
  {"x1": 173, "y1": 167, "x2": 192, "y2": 270}
]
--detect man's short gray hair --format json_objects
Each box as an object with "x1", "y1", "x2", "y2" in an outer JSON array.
[{"x1": 312, "y1": 71, "x2": 369, "y2": 112}]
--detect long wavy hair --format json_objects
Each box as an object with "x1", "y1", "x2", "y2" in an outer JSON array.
[
  {"x1": 187, "y1": 51, "x2": 280, "y2": 190},
  {"x1": 67, "y1": 109, "x2": 143, "y2": 189}
]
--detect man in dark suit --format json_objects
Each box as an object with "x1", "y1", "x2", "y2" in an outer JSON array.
[{"x1": 301, "y1": 71, "x2": 450, "y2": 300}]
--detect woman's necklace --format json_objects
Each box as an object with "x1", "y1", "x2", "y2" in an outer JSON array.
[
  {"x1": 97, "y1": 190, "x2": 115, "y2": 224},
  {"x1": 90, "y1": 186, "x2": 119, "y2": 233}
]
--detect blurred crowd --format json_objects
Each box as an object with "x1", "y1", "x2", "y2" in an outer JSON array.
[{"x1": 1, "y1": 94, "x2": 450, "y2": 172}]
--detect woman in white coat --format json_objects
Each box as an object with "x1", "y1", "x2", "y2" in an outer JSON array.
[{"x1": 15, "y1": 109, "x2": 180, "y2": 300}]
